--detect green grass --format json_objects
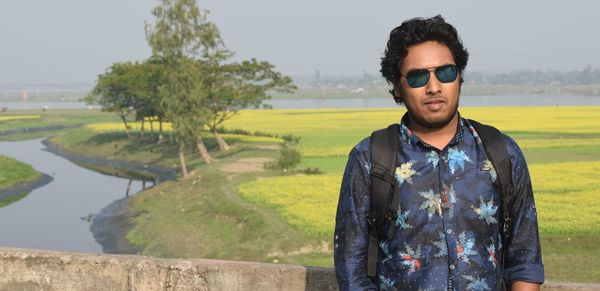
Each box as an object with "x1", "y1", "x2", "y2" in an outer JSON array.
[
  {"x1": 22, "y1": 106, "x2": 600, "y2": 283},
  {"x1": 299, "y1": 156, "x2": 348, "y2": 174},
  {"x1": 541, "y1": 235, "x2": 600, "y2": 283},
  {"x1": 0, "y1": 155, "x2": 40, "y2": 189},
  {"x1": 43, "y1": 120, "x2": 327, "y2": 265},
  {"x1": 0, "y1": 155, "x2": 40, "y2": 208},
  {"x1": 0, "y1": 109, "x2": 119, "y2": 142},
  {"x1": 125, "y1": 146, "x2": 328, "y2": 264}
]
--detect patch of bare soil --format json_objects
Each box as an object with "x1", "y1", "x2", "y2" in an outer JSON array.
[
  {"x1": 220, "y1": 157, "x2": 274, "y2": 173},
  {"x1": 256, "y1": 144, "x2": 280, "y2": 150}
]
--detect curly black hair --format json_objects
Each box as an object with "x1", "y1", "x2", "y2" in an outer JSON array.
[{"x1": 380, "y1": 15, "x2": 469, "y2": 104}]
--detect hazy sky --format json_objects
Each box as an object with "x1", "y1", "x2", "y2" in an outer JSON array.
[{"x1": 1, "y1": 0, "x2": 600, "y2": 84}]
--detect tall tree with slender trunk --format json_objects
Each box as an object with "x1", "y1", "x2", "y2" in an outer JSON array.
[{"x1": 145, "y1": 0, "x2": 222, "y2": 177}]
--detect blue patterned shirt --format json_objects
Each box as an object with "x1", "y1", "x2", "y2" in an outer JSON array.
[{"x1": 334, "y1": 114, "x2": 544, "y2": 290}]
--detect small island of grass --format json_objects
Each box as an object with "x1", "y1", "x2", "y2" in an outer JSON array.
[{"x1": 0, "y1": 155, "x2": 43, "y2": 207}]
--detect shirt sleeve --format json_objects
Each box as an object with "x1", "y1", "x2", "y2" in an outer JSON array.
[
  {"x1": 334, "y1": 139, "x2": 377, "y2": 290},
  {"x1": 502, "y1": 135, "x2": 545, "y2": 285}
]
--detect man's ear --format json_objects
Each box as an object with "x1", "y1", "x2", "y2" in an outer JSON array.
[{"x1": 393, "y1": 84, "x2": 404, "y2": 103}]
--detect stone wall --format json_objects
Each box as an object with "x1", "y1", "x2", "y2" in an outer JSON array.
[{"x1": 0, "y1": 247, "x2": 598, "y2": 291}]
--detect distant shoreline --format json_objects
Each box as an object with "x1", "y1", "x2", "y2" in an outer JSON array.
[{"x1": 2, "y1": 94, "x2": 600, "y2": 111}]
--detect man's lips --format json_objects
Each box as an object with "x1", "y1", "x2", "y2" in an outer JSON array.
[
  {"x1": 424, "y1": 98, "x2": 446, "y2": 111},
  {"x1": 424, "y1": 98, "x2": 445, "y2": 105}
]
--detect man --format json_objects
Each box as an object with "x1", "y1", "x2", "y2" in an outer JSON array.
[{"x1": 334, "y1": 15, "x2": 544, "y2": 290}]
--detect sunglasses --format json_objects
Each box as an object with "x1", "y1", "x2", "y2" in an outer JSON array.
[{"x1": 400, "y1": 64, "x2": 458, "y2": 88}]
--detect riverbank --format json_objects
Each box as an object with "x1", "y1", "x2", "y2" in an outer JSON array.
[
  {"x1": 42, "y1": 138, "x2": 176, "y2": 182},
  {"x1": 41, "y1": 137, "x2": 178, "y2": 254},
  {"x1": 42, "y1": 123, "x2": 329, "y2": 266},
  {"x1": 0, "y1": 173, "x2": 53, "y2": 207},
  {"x1": 0, "y1": 155, "x2": 52, "y2": 207}
]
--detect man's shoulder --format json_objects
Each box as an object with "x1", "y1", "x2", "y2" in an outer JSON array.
[
  {"x1": 500, "y1": 132, "x2": 527, "y2": 166},
  {"x1": 468, "y1": 118, "x2": 526, "y2": 167},
  {"x1": 349, "y1": 136, "x2": 371, "y2": 158}
]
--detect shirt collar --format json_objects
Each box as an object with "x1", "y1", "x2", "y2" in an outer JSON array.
[{"x1": 399, "y1": 112, "x2": 467, "y2": 148}]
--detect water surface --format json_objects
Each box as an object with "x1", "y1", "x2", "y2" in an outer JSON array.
[{"x1": 0, "y1": 138, "x2": 146, "y2": 253}]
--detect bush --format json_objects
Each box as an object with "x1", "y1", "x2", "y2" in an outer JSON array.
[
  {"x1": 277, "y1": 143, "x2": 301, "y2": 171},
  {"x1": 281, "y1": 134, "x2": 301, "y2": 144},
  {"x1": 264, "y1": 138, "x2": 302, "y2": 172}
]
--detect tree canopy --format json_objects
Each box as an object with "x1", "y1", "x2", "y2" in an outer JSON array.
[{"x1": 88, "y1": 0, "x2": 296, "y2": 178}]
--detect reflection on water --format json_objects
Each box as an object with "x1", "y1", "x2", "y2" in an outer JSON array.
[
  {"x1": 0, "y1": 138, "x2": 147, "y2": 253},
  {"x1": 125, "y1": 178, "x2": 155, "y2": 197}
]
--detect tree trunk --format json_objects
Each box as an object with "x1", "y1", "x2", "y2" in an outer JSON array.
[
  {"x1": 120, "y1": 115, "x2": 131, "y2": 138},
  {"x1": 196, "y1": 136, "x2": 213, "y2": 164},
  {"x1": 158, "y1": 118, "x2": 164, "y2": 143},
  {"x1": 149, "y1": 117, "x2": 154, "y2": 133},
  {"x1": 212, "y1": 129, "x2": 230, "y2": 151},
  {"x1": 179, "y1": 141, "x2": 189, "y2": 178},
  {"x1": 140, "y1": 118, "x2": 145, "y2": 138}
]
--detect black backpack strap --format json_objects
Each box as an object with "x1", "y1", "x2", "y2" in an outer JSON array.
[
  {"x1": 367, "y1": 123, "x2": 400, "y2": 278},
  {"x1": 468, "y1": 119, "x2": 513, "y2": 283}
]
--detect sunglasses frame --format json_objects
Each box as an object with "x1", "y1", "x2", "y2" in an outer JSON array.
[{"x1": 400, "y1": 64, "x2": 459, "y2": 88}]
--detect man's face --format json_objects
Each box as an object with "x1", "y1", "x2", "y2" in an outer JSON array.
[{"x1": 395, "y1": 40, "x2": 460, "y2": 129}]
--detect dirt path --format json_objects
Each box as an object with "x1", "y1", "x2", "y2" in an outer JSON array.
[{"x1": 215, "y1": 152, "x2": 321, "y2": 261}]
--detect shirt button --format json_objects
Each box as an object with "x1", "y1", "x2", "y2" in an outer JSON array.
[
  {"x1": 450, "y1": 264, "x2": 455, "y2": 270},
  {"x1": 447, "y1": 229, "x2": 453, "y2": 234}
]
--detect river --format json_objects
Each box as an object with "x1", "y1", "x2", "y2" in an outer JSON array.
[
  {"x1": 0, "y1": 138, "x2": 150, "y2": 253},
  {"x1": 1, "y1": 94, "x2": 600, "y2": 111}
]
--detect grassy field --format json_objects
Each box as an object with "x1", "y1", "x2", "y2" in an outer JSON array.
[
  {"x1": 3, "y1": 106, "x2": 598, "y2": 282},
  {"x1": 230, "y1": 106, "x2": 600, "y2": 282},
  {"x1": 0, "y1": 109, "x2": 117, "y2": 141}
]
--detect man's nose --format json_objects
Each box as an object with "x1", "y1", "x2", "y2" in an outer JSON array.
[{"x1": 425, "y1": 71, "x2": 442, "y2": 95}]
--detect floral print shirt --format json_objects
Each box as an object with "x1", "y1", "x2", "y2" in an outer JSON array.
[{"x1": 334, "y1": 114, "x2": 544, "y2": 290}]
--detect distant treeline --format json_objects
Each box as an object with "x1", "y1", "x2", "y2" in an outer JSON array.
[
  {"x1": 298, "y1": 66, "x2": 600, "y2": 89},
  {"x1": 465, "y1": 66, "x2": 600, "y2": 85}
]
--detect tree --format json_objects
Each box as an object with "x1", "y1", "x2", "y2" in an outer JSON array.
[
  {"x1": 134, "y1": 58, "x2": 168, "y2": 141},
  {"x1": 146, "y1": 0, "x2": 222, "y2": 177},
  {"x1": 87, "y1": 62, "x2": 141, "y2": 138},
  {"x1": 202, "y1": 58, "x2": 296, "y2": 151}
]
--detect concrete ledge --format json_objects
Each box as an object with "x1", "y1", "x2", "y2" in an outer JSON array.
[
  {"x1": 0, "y1": 247, "x2": 336, "y2": 291},
  {"x1": 1, "y1": 247, "x2": 599, "y2": 290}
]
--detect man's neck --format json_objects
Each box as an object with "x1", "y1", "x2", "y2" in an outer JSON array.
[{"x1": 407, "y1": 114, "x2": 459, "y2": 150}]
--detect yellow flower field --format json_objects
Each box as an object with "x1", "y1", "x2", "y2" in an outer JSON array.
[
  {"x1": 531, "y1": 161, "x2": 600, "y2": 234},
  {"x1": 86, "y1": 122, "x2": 174, "y2": 132},
  {"x1": 238, "y1": 160, "x2": 600, "y2": 237},
  {"x1": 224, "y1": 106, "x2": 600, "y2": 157},
  {"x1": 234, "y1": 106, "x2": 600, "y2": 237},
  {"x1": 239, "y1": 174, "x2": 341, "y2": 237},
  {"x1": 85, "y1": 122, "x2": 282, "y2": 143},
  {"x1": 0, "y1": 115, "x2": 40, "y2": 121}
]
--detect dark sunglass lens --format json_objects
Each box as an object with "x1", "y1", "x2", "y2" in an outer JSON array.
[
  {"x1": 435, "y1": 65, "x2": 458, "y2": 83},
  {"x1": 407, "y1": 69, "x2": 429, "y2": 88}
]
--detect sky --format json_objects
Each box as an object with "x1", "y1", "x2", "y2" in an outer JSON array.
[{"x1": 1, "y1": 0, "x2": 600, "y2": 85}]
